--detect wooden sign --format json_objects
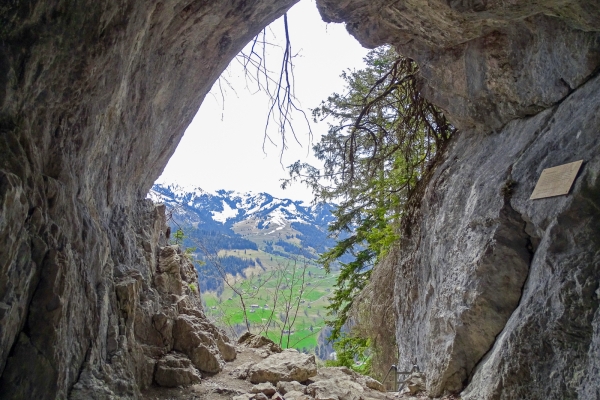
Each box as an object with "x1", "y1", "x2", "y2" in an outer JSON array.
[{"x1": 530, "y1": 160, "x2": 583, "y2": 200}]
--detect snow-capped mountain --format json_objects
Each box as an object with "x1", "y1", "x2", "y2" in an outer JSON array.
[
  {"x1": 148, "y1": 183, "x2": 349, "y2": 293},
  {"x1": 148, "y1": 183, "x2": 339, "y2": 257},
  {"x1": 149, "y1": 183, "x2": 335, "y2": 236}
]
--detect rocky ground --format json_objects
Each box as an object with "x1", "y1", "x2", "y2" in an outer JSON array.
[{"x1": 141, "y1": 333, "x2": 458, "y2": 400}]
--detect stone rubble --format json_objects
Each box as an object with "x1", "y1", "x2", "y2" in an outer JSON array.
[
  {"x1": 250, "y1": 382, "x2": 278, "y2": 396},
  {"x1": 403, "y1": 373, "x2": 426, "y2": 395},
  {"x1": 141, "y1": 331, "x2": 408, "y2": 400},
  {"x1": 154, "y1": 353, "x2": 202, "y2": 388},
  {"x1": 228, "y1": 353, "x2": 395, "y2": 400}
]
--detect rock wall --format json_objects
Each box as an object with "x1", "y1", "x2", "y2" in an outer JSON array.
[
  {"x1": 318, "y1": 0, "x2": 600, "y2": 132},
  {"x1": 68, "y1": 201, "x2": 237, "y2": 398},
  {"x1": 318, "y1": 0, "x2": 600, "y2": 398},
  {"x1": 396, "y1": 74, "x2": 600, "y2": 398},
  {"x1": 0, "y1": 0, "x2": 296, "y2": 398}
]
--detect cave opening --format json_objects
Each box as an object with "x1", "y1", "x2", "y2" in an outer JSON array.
[
  {"x1": 145, "y1": 0, "x2": 374, "y2": 372},
  {"x1": 154, "y1": 0, "x2": 368, "y2": 203}
]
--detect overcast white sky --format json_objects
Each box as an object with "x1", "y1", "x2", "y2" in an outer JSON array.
[{"x1": 155, "y1": 0, "x2": 370, "y2": 203}]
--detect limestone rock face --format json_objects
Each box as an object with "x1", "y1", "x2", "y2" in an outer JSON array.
[
  {"x1": 67, "y1": 202, "x2": 234, "y2": 397},
  {"x1": 1, "y1": 0, "x2": 599, "y2": 399},
  {"x1": 0, "y1": 198, "x2": 236, "y2": 398},
  {"x1": 248, "y1": 350, "x2": 318, "y2": 384},
  {"x1": 315, "y1": 1, "x2": 600, "y2": 398},
  {"x1": 385, "y1": 58, "x2": 600, "y2": 399},
  {"x1": 317, "y1": 0, "x2": 600, "y2": 132},
  {"x1": 173, "y1": 314, "x2": 225, "y2": 373}
]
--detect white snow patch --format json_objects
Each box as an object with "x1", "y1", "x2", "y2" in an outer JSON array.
[
  {"x1": 147, "y1": 189, "x2": 172, "y2": 203},
  {"x1": 266, "y1": 226, "x2": 286, "y2": 235},
  {"x1": 211, "y1": 200, "x2": 238, "y2": 223}
]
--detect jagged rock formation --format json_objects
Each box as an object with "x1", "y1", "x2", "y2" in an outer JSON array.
[
  {"x1": 318, "y1": 1, "x2": 600, "y2": 398},
  {"x1": 22, "y1": 200, "x2": 236, "y2": 398},
  {"x1": 1, "y1": 0, "x2": 599, "y2": 399}
]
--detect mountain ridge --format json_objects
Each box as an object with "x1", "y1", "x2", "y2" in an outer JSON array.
[{"x1": 149, "y1": 183, "x2": 337, "y2": 251}]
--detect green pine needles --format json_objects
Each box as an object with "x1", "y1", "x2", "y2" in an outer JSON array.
[{"x1": 284, "y1": 46, "x2": 455, "y2": 341}]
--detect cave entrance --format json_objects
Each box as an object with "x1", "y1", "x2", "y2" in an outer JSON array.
[
  {"x1": 155, "y1": 0, "x2": 368, "y2": 203},
  {"x1": 148, "y1": 0, "x2": 371, "y2": 361}
]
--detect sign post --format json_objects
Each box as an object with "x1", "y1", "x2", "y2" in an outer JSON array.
[{"x1": 530, "y1": 160, "x2": 583, "y2": 200}]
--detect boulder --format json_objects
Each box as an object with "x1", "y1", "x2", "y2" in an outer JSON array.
[
  {"x1": 250, "y1": 382, "x2": 277, "y2": 396},
  {"x1": 309, "y1": 366, "x2": 355, "y2": 382},
  {"x1": 248, "y1": 350, "x2": 317, "y2": 384},
  {"x1": 231, "y1": 362, "x2": 254, "y2": 380},
  {"x1": 276, "y1": 380, "x2": 306, "y2": 394},
  {"x1": 238, "y1": 332, "x2": 283, "y2": 353},
  {"x1": 306, "y1": 377, "x2": 364, "y2": 400},
  {"x1": 173, "y1": 314, "x2": 224, "y2": 373},
  {"x1": 217, "y1": 337, "x2": 237, "y2": 361},
  {"x1": 281, "y1": 391, "x2": 311, "y2": 400},
  {"x1": 233, "y1": 395, "x2": 254, "y2": 400},
  {"x1": 307, "y1": 367, "x2": 389, "y2": 400},
  {"x1": 403, "y1": 372, "x2": 426, "y2": 395},
  {"x1": 362, "y1": 376, "x2": 385, "y2": 392},
  {"x1": 154, "y1": 353, "x2": 201, "y2": 387}
]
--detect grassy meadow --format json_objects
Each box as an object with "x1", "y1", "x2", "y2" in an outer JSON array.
[{"x1": 201, "y1": 255, "x2": 337, "y2": 352}]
